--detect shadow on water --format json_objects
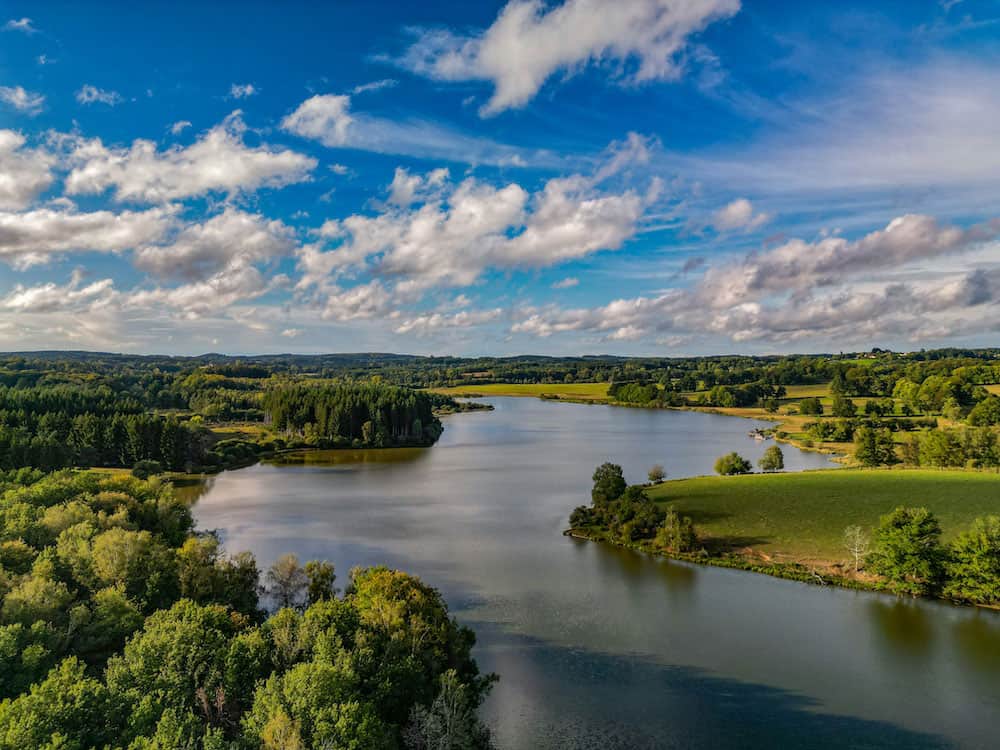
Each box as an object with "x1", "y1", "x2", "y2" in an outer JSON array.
[{"x1": 473, "y1": 626, "x2": 953, "y2": 750}]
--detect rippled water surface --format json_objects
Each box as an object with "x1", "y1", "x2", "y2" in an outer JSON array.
[{"x1": 191, "y1": 397, "x2": 1000, "y2": 749}]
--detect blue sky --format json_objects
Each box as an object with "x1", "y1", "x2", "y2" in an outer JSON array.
[{"x1": 0, "y1": 0, "x2": 999, "y2": 355}]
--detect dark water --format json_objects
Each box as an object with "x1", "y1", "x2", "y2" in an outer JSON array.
[{"x1": 190, "y1": 398, "x2": 1000, "y2": 749}]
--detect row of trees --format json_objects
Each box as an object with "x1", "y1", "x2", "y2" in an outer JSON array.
[{"x1": 0, "y1": 470, "x2": 494, "y2": 748}]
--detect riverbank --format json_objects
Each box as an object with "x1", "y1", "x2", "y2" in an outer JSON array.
[{"x1": 567, "y1": 468, "x2": 1000, "y2": 604}]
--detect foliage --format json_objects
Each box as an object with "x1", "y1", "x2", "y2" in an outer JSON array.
[
  {"x1": 647, "y1": 464, "x2": 666, "y2": 484},
  {"x1": 714, "y1": 452, "x2": 752, "y2": 476},
  {"x1": 758, "y1": 446, "x2": 784, "y2": 472},
  {"x1": 943, "y1": 516, "x2": 1000, "y2": 605},
  {"x1": 590, "y1": 463, "x2": 627, "y2": 506},
  {"x1": 264, "y1": 383, "x2": 443, "y2": 448},
  {"x1": 867, "y1": 507, "x2": 943, "y2": 595},
  {"x1": 798, "y1": 397, "x2": 824, "y2": 415}
]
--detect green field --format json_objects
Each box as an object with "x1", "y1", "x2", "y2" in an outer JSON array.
[
  {"x1": 431, "y1": 382, "x2": 610, "y2": 401},
  {"x1": 646, "y1": 469, "x2": 1000, "y2": 563}
]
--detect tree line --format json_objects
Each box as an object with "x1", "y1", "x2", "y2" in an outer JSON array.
[{"x1": 263, "y1": 383, "x2": 443, "y2": 448}]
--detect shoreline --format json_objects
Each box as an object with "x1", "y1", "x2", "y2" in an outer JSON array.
[{"x1": 564, "y1": 526, "x2": 1000, "y2": 611}]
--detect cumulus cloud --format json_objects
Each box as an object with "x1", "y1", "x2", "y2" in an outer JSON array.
[
  {"x1": 125, "y1": 263, "x2": 278, "y2": 317},
  {"x1": 281, "y1": 95, "x2": 353, "y2": 146},
  {"x1": 0, "y1": 130, "x2": 55, "y2": 210},
  {"x1": 711, "y1": 198, "x2": 770, "y2": 232},
  {"x1": 397, "y1": 0, "x2": 741, "y2": 114},
  {"x1": 76, "y1": 85, "x2": 123, "y2": 106},
  {"x1": 0, "y1": 86, "x2": 45, "y2": 115},
  {"x1": 0, "y1": 204, "x2": 175, "y2": 269},
  {"x1": 300, "y1": 158, "x2": 655, "y2": 300},
  {"x1": 170, "y1": 120, "x2": 192, "y2": 135},
  {"x1": 63, "y1": 111, "x2": 316, "y2": 202},
  {"x1": 697, "y1": 214, "x2": 1000, "y2": 308},
  {"x1": 510, "y1": 213, "x2": 1000, "y2": 345},
  {"x1": 1, "y1": 271, "x2": 115, "y2": 313},
  {"x1": 133, "y1": 208, "x2": 298, "y2": 281},
  {"x1": 394, "y1": 307, "x2": 503, "y2": 335}
]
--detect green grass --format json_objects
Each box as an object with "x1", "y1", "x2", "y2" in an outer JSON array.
[
  {"x1": 782, "y1": 383, "x2": 831, "y2": 399},
  {"x1": 431, "y1": 382, "x2": 610, "y2": 401},
  {"x1": 646, "y1": 469, "x2": 1000, "y2": 562}
]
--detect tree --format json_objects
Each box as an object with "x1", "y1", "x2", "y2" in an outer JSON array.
[
  {"x1": 714, "y1": 452, "x2": 752, "y2": 476},
  {"x1": 798, "y1": 397, "x2": 823, "y2": 415},
  {"x1": 831, "y1": 396, "x2": 856, "y2": 418},
  {"x1": 404, "y1": 670, "x2": 493, "y2": 750},
  {"x1": 591, "y1": 463, "x2": 626, "y2": 505},
  {"x1": 265, "y1": 554, "x2": 309, "y2": 610},
  {"x1": 943, "y1": 516, "x2": 1000, "y2": 605},
  {"x1": 0, "y1": 657, "x2": 123, "y2": 750},
  {"x1": 758, "y1": 445, "x2": 784, "y2": 472},
  {"x1": 304, "y1": 560, "x2": 336, "y2": 604},
  {"x1": 655, "y1": 509, "x2": 697, "y2": 553},
  {"x1": 647, "y1": 464, "x2": 666, "y2": 484},
  {"x1": 867, "y1": 507, "x2": 943, "y2": 595},
  {"x1": 843, "y1": 525, "x2": 869, "y2": 572},
  {"x1": 853, "y1": 426, "x2": 896, "y2": 466},
  {"x1": 968, "y1": 396, "x2": 1000, "y2": 426}
]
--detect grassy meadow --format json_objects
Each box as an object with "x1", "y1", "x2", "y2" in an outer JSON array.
[{"x1": 646, "y1": 468, "x2": 1000, "y2": 564}]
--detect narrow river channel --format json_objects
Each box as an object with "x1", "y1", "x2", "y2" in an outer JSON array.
[{"x1": 190, "y1": 397, "x2": 1000, "y2": 749}]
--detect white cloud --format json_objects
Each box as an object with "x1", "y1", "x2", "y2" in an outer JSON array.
[
  {"x1": 64, "y1": 111, "x2": 316, "y2": 203},
  {"x1": 352, "y1": 79, "x2": 398, "y2": 94},
  {"x1": 0, "y1": 204, "x2": 176, "y2": 269},
  {"x1": 125, "y1": 263, "x2": 277, "y2": 317},
  {"x1": 394, "y1": 308, "x2": 503, "y2": 335},
  {"x1": 330, "y1": 163, "x2": 350, "y2": 175},
  {"x1": 0, "y1": 86, "x2": 45, "y2": 115},
  {"x1": 552, "y1": 277, "x2": 579, "y2": 288},
  {"x1": 298, "y1": 150, "x2": 657, "y2": 319},
  {"x1": 0, "y1": 130, "x2": 55, "y2": 210},
  {"x1": 511, "y1": 213, "x2": 1000, "y2": 345},
  {"x1": 281, "y1": 95, "x2": 353, "y2": 146},
  {"x1": 281, "y1": 93, "x2": 556, "y2": 167},
  {"x1": 711, "y1": 198, "x2": 770, "y2": 232},
  {"x1": 76, "y1": 85, "x2": 123, "y2": 106},
  {"x1": 397, "y1": 0, "x2": 741, "y2": 115},
  {"x1": 281, "y1": 328, "x2": 303, "y2": 338},
  {"x1": 133, "y1": 208, "x2": 298, "y2": 281},
  {"x1": 229, "y1": 83, "x2": 257, "y2": 99},
  {"x1": 3, "y1": 18, "x2": 36, "y2": 33},
  {"x1": 170, "y1": 120, "x2": 192, "y2": 135},
  {"x1": 2, "y1": 271, "x2": 115, "y2": 313},
  {"x1": 37, "y1": 54, "x2": 53, "y2": 65}
]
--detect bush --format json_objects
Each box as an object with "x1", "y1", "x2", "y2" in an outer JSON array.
[
  {"x1": 798, "y1": 397, "x2": 824, "y2": 415},
  {"x1": 130, "y1": 460, "x2": 163, "y2": 480}
]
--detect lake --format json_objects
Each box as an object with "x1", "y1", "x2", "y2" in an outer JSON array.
[{"x1": 191, "y1": 397, "x2": 1000, "y2": 749}]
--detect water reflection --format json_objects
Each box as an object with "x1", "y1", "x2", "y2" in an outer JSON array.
[{"x1": 190, "y1": 397, "x2": 1000, "y2": 748}]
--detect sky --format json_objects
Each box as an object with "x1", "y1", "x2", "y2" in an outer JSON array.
[{"x1": 0, "y1": 0, "x2": 999, "y2": 356}]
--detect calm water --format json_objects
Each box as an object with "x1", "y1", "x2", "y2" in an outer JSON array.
[{"x1": 190, "y1": 398, "x2": 1000, "y2": 749}]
